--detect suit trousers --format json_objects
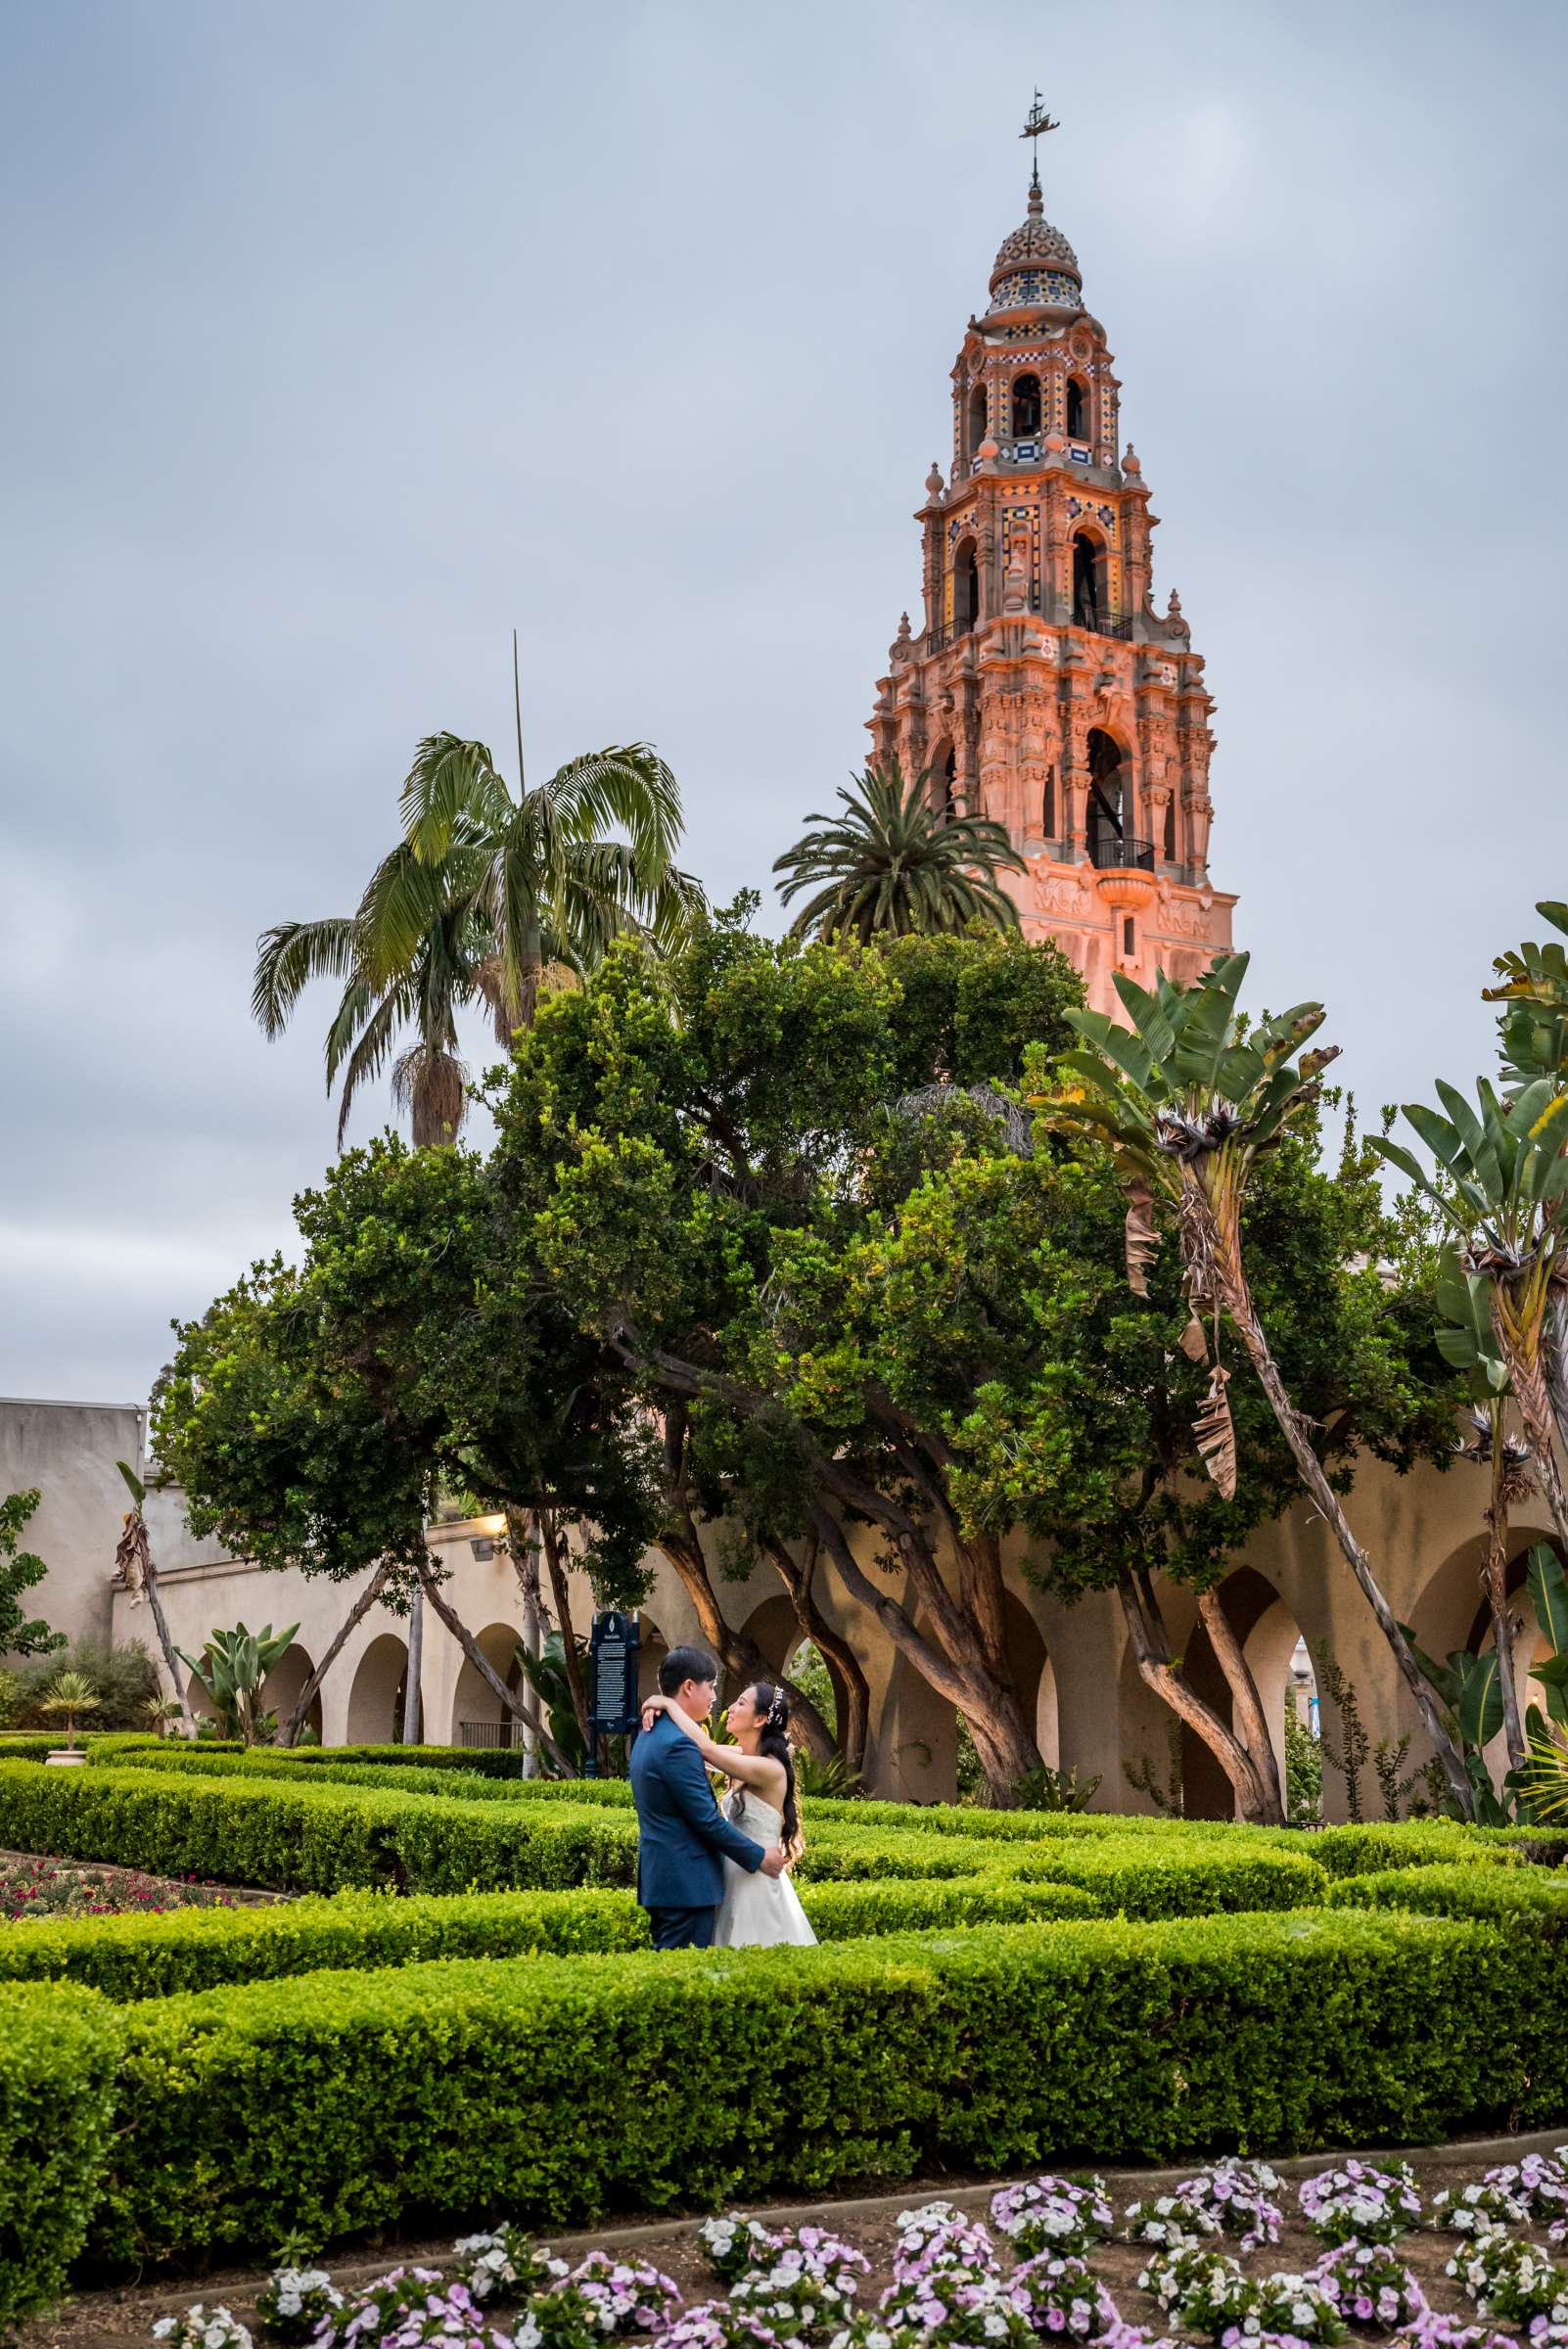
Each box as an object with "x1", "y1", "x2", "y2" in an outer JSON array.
[{"x1": 646, "y1": 1904, "x2": 718, "y2": 1951}]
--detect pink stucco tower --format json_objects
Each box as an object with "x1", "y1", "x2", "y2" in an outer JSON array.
[{"x1": 867, "y1": 121, "x2": 1235, "y2": 1012}]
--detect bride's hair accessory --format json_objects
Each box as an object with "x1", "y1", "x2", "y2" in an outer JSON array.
[{"x1": 762, "y1": 1685, "x2": 789, "y2": 1731}]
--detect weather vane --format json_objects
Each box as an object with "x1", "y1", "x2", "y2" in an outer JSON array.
[{"x1": 1019, "y1": 89, "x2": 1060, "y2": 192}]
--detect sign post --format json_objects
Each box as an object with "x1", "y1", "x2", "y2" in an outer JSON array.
[{"x1": 583, "y1": 1609, "x2": 641, "y2": 1777}]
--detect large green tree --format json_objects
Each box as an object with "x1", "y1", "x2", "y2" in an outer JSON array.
[{"x1": 489, "y1": 915, "x2": 1456, "y2": 1806}]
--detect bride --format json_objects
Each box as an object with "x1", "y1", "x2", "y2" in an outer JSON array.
[{"x1": 638, "y1": 1680, "x2": 817, "y2": 1948}]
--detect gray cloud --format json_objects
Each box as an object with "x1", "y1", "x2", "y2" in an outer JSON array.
[{"x1": 3, "y1": 0, "x2": 1566, "y2": 1402}]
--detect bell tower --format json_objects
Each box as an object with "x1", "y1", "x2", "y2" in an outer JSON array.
[{"x1": 867, "y1": 102, "x2": 1235, "y2": 1011}]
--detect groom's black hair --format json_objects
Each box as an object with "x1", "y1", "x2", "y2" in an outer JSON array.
[{"x1": 658, "y1": 1645, "x2": 720, "y2": 1696}]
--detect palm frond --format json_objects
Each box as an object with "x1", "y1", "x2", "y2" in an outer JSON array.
[
  {"x1": 252, "y1": 916, "x2": 358, "y2": 1037},
  {"x1": 774, "y1": 760, "x2": 1026, "y2": 943}
]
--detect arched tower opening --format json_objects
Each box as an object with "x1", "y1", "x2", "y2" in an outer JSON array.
[
  {"x1": 1085, "y1": 727, "x2": 1124, "y2": 867},
  {"x1": 953, "y1": 538, "x2": 980, "y2": 635},
  {"x1": 1071, "y1": 530, "x2": 1104, "y2": 630},
  {"x1": 1065, "y1": 375, "x2": 1088, "y2": 438},
  {"x1": 1010, "y1": 372, "x2": 1041, "y2": 438},
  {"x1": 966, "y1": 384, "x2": 988, "y2": 469}
]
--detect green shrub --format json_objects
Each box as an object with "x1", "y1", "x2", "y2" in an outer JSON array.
[
  {"x1": 85, "y1": 1908, "x2": 1505, "y2": 2267},
  {"x1": 0, "y1": 1876, "x2": 1101, "y2": 2003},
  {"x1": 0, "y1": 1979, "x2": 122, "y2": 2324},
  {"x1": 1309, "y1": 1820, "x2": 1519, "y2": 1876},
  {"x1": 10, "y1": 1639, "x2": 161, "y2": 1730},
  {"x1": 1013, "y1": 1835, "x2": 1328, "y2": 1915}
]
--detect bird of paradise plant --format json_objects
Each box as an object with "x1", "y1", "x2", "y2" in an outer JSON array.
[{"x1": 1036, "y1": 951, "x2": 1473, "y2": 1813}]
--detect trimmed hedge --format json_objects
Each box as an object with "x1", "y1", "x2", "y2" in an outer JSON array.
[
  {"x1": 0, "y1": 1980, "x2": 122, "y2": 2325},
  {"x1": 0, "y1": 1876, "x2": 1100, "y2": 2003},
  {"x1": 0, "y1": 1762, "x2": 1332, "y2": 1912},
  {"x1": 84, "y1": 1907, "x2": 1507, "y2": 2267}
]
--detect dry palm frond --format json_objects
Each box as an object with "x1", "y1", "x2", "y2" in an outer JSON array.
[
  {"x1": 1176, "y1": 1313, "x2": 1209, "y2": 1363},
  {"x1": 1124, "y1": 1176, "x2": 1158, "y2": 1298},
  {"x1": 1194, "y1": 1360, "x2": 1237, "y2": 1499},
  {"x1": 114, "y1": 1510, "x2": 152, "y2": 1603}
]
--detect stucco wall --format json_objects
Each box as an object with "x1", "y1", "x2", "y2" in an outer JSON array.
[{"x1": 11, "y1": 1394, "x2": 1543, "y2": 1819}]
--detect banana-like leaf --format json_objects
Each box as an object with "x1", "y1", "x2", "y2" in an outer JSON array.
[
  {"x1": 1532, "y1": 1653, "x2": 1568, "y2": 1728},
  {"x1": 1527, "y1": 1543, "x2": 1568, "y2": 1655},
  {"x1": 1399, "y1": 1621, "x2": 1460, "y2": 1711},
  {"x1": 1454, "y1": 1648, "x2": 1504, "y2": 1750},
  {"x1": 115, "y1": 1459, "x2": 147, "y2": 1510},
  {"x1": 1193, "y1": 1360, "x2": 1237, "y2": 1499}
]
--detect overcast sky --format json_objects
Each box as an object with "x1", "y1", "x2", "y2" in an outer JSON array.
[{"x1": 3, "y1": 1, "x2": 1566, "y2": 1405}]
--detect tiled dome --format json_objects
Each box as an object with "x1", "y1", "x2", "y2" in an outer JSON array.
[{"x1": 987, "y1": 182, "x2": 1082, "y2": 315}]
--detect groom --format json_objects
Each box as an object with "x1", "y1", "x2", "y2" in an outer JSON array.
[{"x1": 628, "y1": 1644, "x2": 786, "y2": 1949}]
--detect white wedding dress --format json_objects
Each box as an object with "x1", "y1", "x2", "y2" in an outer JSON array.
[{"x1": 713, "y1": 1788, "x2": 817, "y2": 1948}]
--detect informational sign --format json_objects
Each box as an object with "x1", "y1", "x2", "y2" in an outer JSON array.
[{"x1": 585, "y1": 1609, "x2": 641, "y2": 1768}]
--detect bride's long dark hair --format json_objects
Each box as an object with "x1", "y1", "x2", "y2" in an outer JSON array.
[{"x1": 751, "y1": 1681, "x2": 801, "y2": 1854}]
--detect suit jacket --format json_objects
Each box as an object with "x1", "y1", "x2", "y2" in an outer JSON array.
[{"x1": 628, "y1": 1711, "x2": 765, "y2": 1910}]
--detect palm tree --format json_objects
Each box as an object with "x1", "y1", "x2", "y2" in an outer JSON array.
[
  {"x1": 773, "y1": 760, "x2": 1027, "y2": 944},
  {"x1": 254, "y1": 641, "x2": 705, "y2": 1145},
  {"x1": 1038, "y1": 951, "x2": 1475, "y2": 1816}
]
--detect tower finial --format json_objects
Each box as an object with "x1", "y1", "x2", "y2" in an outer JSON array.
[{"x1": 1020, "y1": 89, "x2": 1059, "y2": 209}]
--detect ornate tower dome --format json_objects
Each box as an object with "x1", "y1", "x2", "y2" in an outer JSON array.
[
  {"x1": 987, "y1": 178, "x2": 1083, "y2": 317},
  {"x1": 865, "y1": 99, "x2": 1236, "y2": 1016}
]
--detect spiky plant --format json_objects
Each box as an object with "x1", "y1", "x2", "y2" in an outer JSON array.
[
  {"x1": 773, "y1": 760, "x2": 1027, "y2": 944},
  {"x1": 1372, "y1": 1079, "x2": 1568, "y2": 1561},
  {"x1": 1037, "y1": 951, "x2": 1473, "y2": 1812}
]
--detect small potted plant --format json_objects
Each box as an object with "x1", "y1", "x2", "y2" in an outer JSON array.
[{"x1": 41, "y1": 1668, "x2": 100, "y2": 1765}]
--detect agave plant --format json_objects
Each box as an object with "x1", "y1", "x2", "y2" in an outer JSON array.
[
  {"x1": 176, "y1": 1621, "x2": 299, "y2": 1746},
  {"x1": 1038, "y1": 952, "x2": 1472, "y2": 1812},
  {"x1": 773, "y1": 759, "x2": 1027, "y2": 944},
  {"x1": 1372, "y1": 1078, "x2": 1568, "y2": 1556}
]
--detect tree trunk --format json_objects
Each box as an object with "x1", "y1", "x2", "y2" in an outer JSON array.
[
  {"x1": 538, "y1": 1511, "x2": 592, "y2": 1749},
  {"x1": 141, "y1": 1555, "x2": 198, "y2": 1737},
  {"x1": 505, "y1": 1507, "x2": 543, "y2": 1777},
  {"x1": 1118, "y1": 1573, "x2": 1278, "y2": 1824},
  {"x1": 760, "y1": 1530, "x2": 871, "y2": 1777},
  {"x1": 806, "y1": 1500, "x2": 1041, "y2": 1798},
  {"x1": 1204, "y1": 1223, "x2": 1474, "y2": 1817},
  {"x1": 279, "y1": 1561, "x2": 392, "y2": 1748},
  {"x1": 417, "y1": 1560, "x2": 572, "y2": 1773},
  {"x1": 400, "y1": 1579, "x2": 424, "y2": 1746},
  {"x1": 1196, "y1": 1588, "x2": 1286, "y2": 1822},
  {"x1": 1484, "y1": 1426, "x2": 1528, "y2": 1774}
]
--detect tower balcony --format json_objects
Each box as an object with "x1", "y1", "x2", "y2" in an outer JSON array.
[{"x1": 1088, "y1": 834, "x2": 1158, "y2": 909}]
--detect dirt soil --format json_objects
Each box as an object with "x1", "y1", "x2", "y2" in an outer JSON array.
[{"x1": 19, "y1": 2141, "x2": 1568, "y2": 2349}]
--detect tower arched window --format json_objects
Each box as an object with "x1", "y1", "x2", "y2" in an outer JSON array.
[
  {"x1": 1043, "y1": 764, "x2": 1056, "y2": 837},
  {"x1": 1071, "y1": 530, "x2": 1104, "y2": 630},
  {"x1": 953, "y1": 538, "x2": 980, "y2": 635},
  {"x1": 1163, "y1": 793, "x2": 1176, "y2": 861},
  {"x1": 1010, "y1": 373, "x2": 1041, "y2": 438},
  {"x1": 1085, "y1": 728, "x2": 1124, "y2": 867},
  {"x1": 1065, "y1": 376, "x2": 1088, "y2": 439},
  {"x1": 967, "y1": 384, "x2": 988, "y2": 467},
  {"x1": 943, "y1": 749, "x2": 958, "y2": 819}
]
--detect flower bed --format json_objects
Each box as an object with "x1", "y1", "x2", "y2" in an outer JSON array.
[{"x1": 0, "y1": 1855, "x2": 246, "y2": 1921}]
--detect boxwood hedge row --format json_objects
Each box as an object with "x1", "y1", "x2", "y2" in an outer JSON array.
[
  {"x1": 0, "y1": 1762, "x2": 1331, "y2": 1912},
  {"x1": 0, "y1": 1876, "x2": 1100, "y2": 2002},
  {"x1": 0, "y1": 1979, "x2": 122, "y2": 2325},
  {"x1": 83, "y1": 1907, "x2": 1510, "y2": 2269}
]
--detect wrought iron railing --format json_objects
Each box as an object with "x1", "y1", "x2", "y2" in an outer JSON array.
[
  {"x1": 1073, "y1": 609, "x2": 1132, "y2": 640},
  {"x1": 458, "y1": 1719, "x2": 522, "y2": 1749},
  {"x1": 1087, "y1": 834, "x2": 1155, "y2": 873}
]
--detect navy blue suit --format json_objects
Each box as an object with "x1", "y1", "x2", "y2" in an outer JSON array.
[{"x1": 628, "y1": 1711, "x2": 765, "y2": 1948}]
